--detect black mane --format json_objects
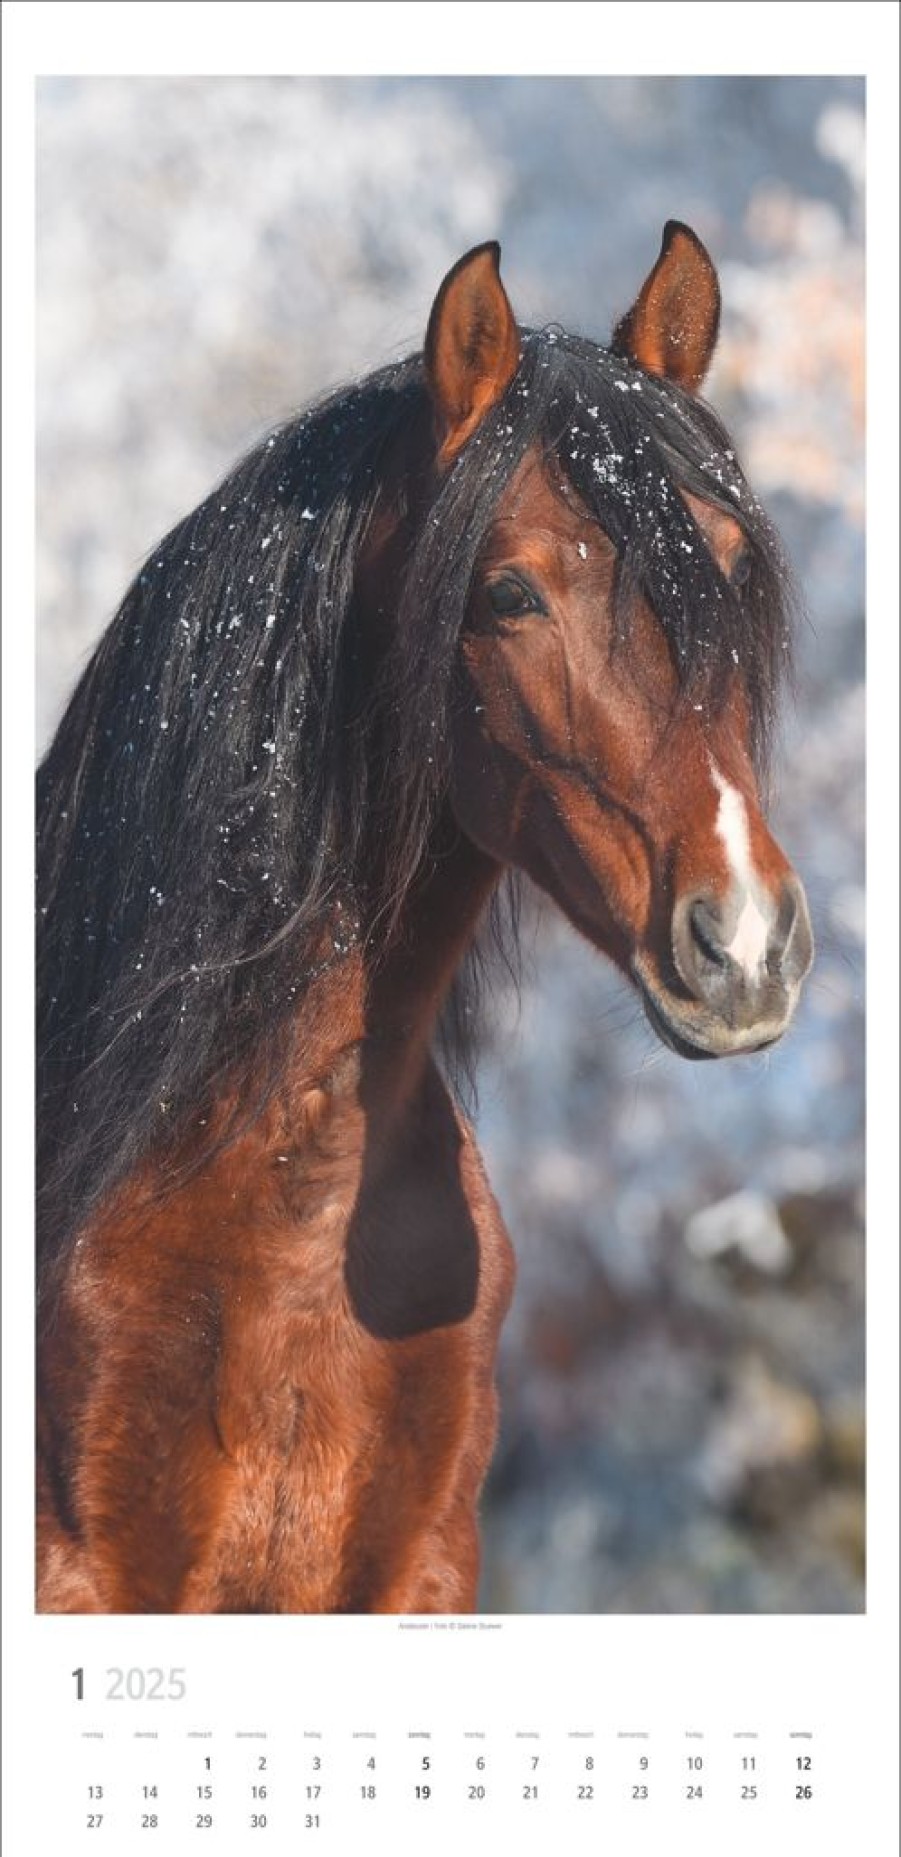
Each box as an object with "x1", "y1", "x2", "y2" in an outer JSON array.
[{"x1": 37, "y1": 328, "x2": 795, "y2": 1268}]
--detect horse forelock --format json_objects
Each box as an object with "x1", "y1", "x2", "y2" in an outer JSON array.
[{"x1": 468, "y1": 328, "x2": 796, "y2": 776}]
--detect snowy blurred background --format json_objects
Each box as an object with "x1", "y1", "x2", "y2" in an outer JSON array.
[{"x1": 37, "y1": 76, "x2": 864, "y2": 1612}]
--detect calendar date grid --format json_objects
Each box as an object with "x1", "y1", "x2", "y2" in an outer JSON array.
[{"x1": 66, "y1": 1717, "x2": 821, "y2": 1843}]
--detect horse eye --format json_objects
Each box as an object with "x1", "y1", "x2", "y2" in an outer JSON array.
[
  {"x1": 730, "y1": 550, "x2": 753, "y2": 590},
  {"x1": 486, "y1": 574, "x2": 543, "y2": 618}
]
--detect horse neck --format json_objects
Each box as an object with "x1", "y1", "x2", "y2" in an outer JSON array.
[
  {"x1": 156, "y1": 821, "x2": 497, "y2": 1243},
  {"x1": 200, "y1": 817, "x2": 498, "y2": 1164},
  {"x1": 350, "y1": 455, "x2": 504, "y2": 1111},
  {"x1": 362, "y1": 815, "x2": 501, "y2": 1113}
]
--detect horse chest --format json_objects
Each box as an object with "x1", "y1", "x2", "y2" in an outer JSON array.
[
  {"x1": 202, "y1": 1130, "x2": 515, "y2": 1613},
  {"x1": 40, "y1": 1093, "x2": 515, "y2": 1614}
]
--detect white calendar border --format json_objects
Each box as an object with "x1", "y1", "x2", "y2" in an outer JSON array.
[{"x1": 4, "y1": 4, "x2": 898, "y2": 1848}]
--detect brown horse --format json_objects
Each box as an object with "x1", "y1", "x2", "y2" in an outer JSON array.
[{"x1": 37, "y1": 224, "x2": 813, "y2": 1612}]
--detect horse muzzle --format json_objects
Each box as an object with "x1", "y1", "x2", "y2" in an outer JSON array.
[{"x1": 634, "y1": 873, "x2": 814, "y2": 1060}]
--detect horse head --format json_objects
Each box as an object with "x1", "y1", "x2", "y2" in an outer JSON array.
[{"x1": 426, "y1": 231, "x2": 813, "y2": 1059}]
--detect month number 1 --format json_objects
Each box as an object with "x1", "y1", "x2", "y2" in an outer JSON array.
[{"x1": 72, "y1": 1667, "x2": 187, "y2": 1701}]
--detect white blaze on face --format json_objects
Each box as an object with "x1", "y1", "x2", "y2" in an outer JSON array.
[{"x1": 709, "y1": 761, "x2": 771, "y2": 975}]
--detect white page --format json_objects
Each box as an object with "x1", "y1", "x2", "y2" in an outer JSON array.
[{"x1": 5, "y1": 5, "x2": 898, "y2": 1852}]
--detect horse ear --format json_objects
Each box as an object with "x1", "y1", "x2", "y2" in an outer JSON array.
[
  {"x1": 424, "y1": 242, "x2": 521, "y2": 464},
  {"x1": 611, "y1": 220, "x2": 721, "y2": 393}
]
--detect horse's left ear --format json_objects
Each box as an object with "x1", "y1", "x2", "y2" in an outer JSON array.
[
  {"x1": 611, "y1": 220, "x2": 721, "y2": 393},
  {"x1": 424, "y1": 242, "x2": 521, "y2": 464}
]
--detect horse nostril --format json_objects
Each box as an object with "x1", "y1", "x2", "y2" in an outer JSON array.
[
  {"x1": 766, "y1": 890, "x2": 797, "y2": 976},
  {"x1": 688, "y1": 899, "x2": 729, "y2": 970},
  {"x1": 769, "y1": 876, "x2": 814, "y2": 985},
  {"x1": 671, "y1": 892, "x2": 731, "y2": 998},
  {"x1": 672, "y1": 877, "x2": 813, "y2": 1008}
]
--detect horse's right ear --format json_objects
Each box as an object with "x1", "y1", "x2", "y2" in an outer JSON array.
[{"x1": 424, "y1": 242, "x2": 521, "y2": 465}]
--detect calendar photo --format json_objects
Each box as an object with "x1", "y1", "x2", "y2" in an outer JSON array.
[{"x1": 35, "y1": 65, "x2": 863, "y2": 1625}]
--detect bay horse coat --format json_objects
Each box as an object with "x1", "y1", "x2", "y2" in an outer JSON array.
[{"x1": 37, "y1": 226, "x2": 813, "y2": 1612}]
